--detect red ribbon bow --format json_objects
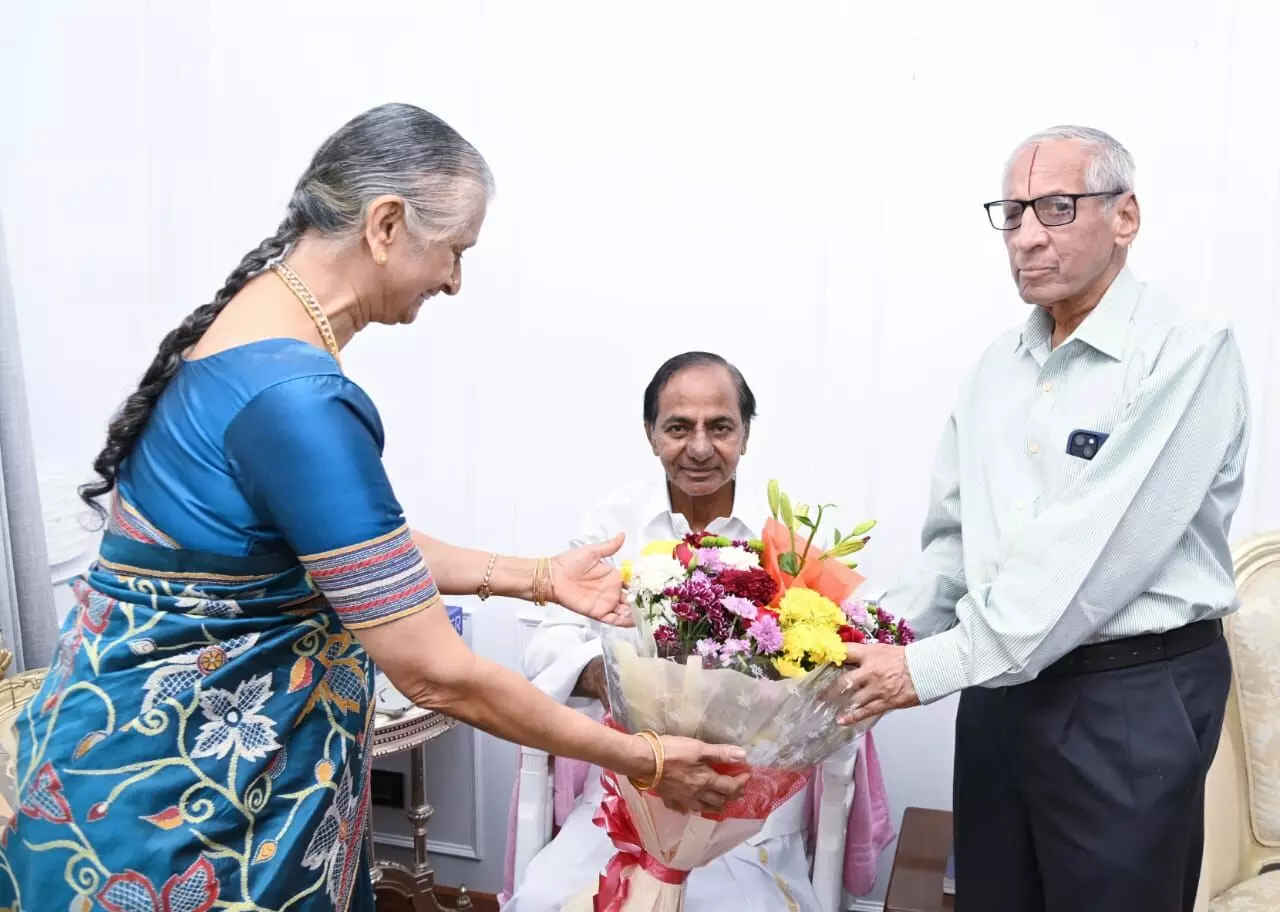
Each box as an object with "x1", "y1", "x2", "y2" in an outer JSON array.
[{"x1": 592, "y1": 773, "x2": 688, "y2": 911}]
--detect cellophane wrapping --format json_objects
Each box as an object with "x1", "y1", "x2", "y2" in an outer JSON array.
[{"x1": 563, "y1": 627, "x2": 875, "y2": 912}]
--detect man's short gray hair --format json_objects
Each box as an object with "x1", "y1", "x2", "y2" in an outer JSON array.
[{"x1": 1006, "y1": 125, "x2": 1136, "y2": 206}]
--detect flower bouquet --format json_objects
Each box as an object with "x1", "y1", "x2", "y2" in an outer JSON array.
[{"x1": 565, "y1": 481, "x2": 913, "y2": 911}]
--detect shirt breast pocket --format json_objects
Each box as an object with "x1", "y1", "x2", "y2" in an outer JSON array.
[{"x1": 1047, "y1": 416, "x2": 1119, "y2": 503}]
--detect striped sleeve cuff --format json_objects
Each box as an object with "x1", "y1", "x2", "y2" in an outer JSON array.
[
  {"x1": 905, "y1": 627, "x2": 969, "y2": 704},
  {"x1": 300, "y1": 525, "x2": 440, "y2": 630}
]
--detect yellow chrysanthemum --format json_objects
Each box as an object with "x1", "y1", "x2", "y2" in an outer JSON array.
[
  {"x1": 781, "y1": 622, "x2": 848, "y2": 670},
  {"x1": 641, "y1": 539, "x2": 681, "y2": 557},
  {"x1": 620, "y1": 560, "x2": 633, "y2": 586},
  {"x1": 812, "y1": 627, "x2": 848, "y2": 666},
  {"x1": 781, "y1": 623, "x2": 817, "y2": 662},
  {"x1": 773, "y1": 657, "x2": 807, "y2": 679},
  {"x1": 778, "y1": 588, "x2": 845, "y2": 630}
]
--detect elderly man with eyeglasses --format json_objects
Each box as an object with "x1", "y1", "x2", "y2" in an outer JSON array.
[{"x1": 835, "y1": 126, "x2": 1251, "y2": 912}]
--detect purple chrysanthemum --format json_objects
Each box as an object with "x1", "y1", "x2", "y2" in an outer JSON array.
[
  {"x1": 667, "y1": 576, "x2": 725, "y2": 613},
  {"x1": 671, "y1": 599, "x2": 701, "y2": 623},
  {"x1": 707, "y1": 603, "x2": 735, "y2": 641},
  {"x1": 748, "y1": 614, "x2": 783, "y2": 654},
  {"x1": 654, "y1": 624, "x2": 679, "y2": 657}
]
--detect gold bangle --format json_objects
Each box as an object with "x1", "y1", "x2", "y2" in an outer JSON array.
[
  {"x1": 628, "y1": 730, "x2": 664, "y2": 792},
  {"x1": 477, "y1": 553, "x2": 498, "y2": 601},
  {"x1": 533, "y1": 557, "x2": 552, "y2": 607}
]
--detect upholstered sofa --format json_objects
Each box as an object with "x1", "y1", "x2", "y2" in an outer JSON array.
[{"x1": 1195, "y1": 534, "x2": 1280, "y2": 911}]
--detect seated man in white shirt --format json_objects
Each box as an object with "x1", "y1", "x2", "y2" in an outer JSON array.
[{"x1": 508, "y1": 351, "x2": 820, "y2": 911}]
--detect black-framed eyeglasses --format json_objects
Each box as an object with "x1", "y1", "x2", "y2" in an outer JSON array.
[{"x1": 983, "y1": 191, "x2": 1124, "y2": 230}]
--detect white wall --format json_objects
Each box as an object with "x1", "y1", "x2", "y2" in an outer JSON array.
[{"x1": 4, "y1": 0, "x2": 1280, "y2": 904}]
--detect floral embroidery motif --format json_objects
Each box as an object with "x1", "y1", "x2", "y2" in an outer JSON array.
[
  {"x1": 191, "y1": 673, "x2": 281, "y2": 762},
  {"x1": 19, "y1": 763, "x2": 73, "y2": 824},
  {"x1": 80, "y1": 584, "x2": 117, "y2": 634},
  {"x1": 293, "y1": 630, "x2": 369, "y2": 717},
  {"x1": 97, "y1": 855, "x2": 219, "y2": 912},
  {"x1": 138, "y1": 634, "x2": 259, "y2": 716},
  {"x1": 174, "y1": 586, "x2": 256, "y2": 619},
  {"x1": 302, "y1": 762, "x2": 367, "y2": 905},
  {"x1": 42, "y1": 621, "x2": 84, "y2": 711}
]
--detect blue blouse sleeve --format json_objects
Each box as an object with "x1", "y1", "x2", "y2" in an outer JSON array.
[{"x1": 223, "y1": 374, "x2": 439, "y2": 629}]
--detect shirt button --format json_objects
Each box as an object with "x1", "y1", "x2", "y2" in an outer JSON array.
[
  {"x1": 1043, "y1": 382, "x2": 1053, "y2": 393},
  {"x1": 1029, "y1": 442, "x2": 1040, "y2": 455},
  {"x1": 1015, "y1": 500, "x2": 1025, "y2": 511}
]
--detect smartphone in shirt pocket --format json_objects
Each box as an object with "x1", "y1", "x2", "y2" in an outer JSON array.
[{"x1": 1066, "y1": 429, "x2": 1109, "y2": 461}]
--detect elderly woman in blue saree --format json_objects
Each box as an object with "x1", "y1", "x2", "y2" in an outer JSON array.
[{"x1": 0, "y1": 103, "x2": 749, "y2": 912}]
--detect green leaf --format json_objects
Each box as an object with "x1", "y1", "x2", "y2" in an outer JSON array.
[
  {"x1": 778, "y1": 552, "x2": 801, "y2": 576},
  {"x1": 795, "y1": 515, "x2": 815, "y2": 530},
  {"x1": 834, "y1": 527, "x2": 843, "y2": 545}
]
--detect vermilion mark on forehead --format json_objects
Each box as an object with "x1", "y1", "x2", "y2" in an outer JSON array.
[{"x1": 1025, "y1": 144, "x2": 1040, "y2": 197}]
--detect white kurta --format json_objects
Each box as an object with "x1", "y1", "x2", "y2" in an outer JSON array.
[{"x1": 506, "y1": 476, "x2": 820, "y2": 912}]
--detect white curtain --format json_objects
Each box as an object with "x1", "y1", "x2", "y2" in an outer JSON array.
[{"x1": 0, "y1": 212, "x2": 58, "y2": 672}]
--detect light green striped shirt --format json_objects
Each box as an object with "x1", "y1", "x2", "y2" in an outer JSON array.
[{"x1": 886, "y1": 268, "x2": 1251, "y2": 704}]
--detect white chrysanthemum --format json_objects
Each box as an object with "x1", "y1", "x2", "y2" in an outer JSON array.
[
  {"x1": 638, "y1": 595, "x2": 676, "y2": 626},
  {"x1": 629, "y1": 554, "x2": 686, "y2": 593},
  {"x1": 717, "y1": 546, "x2": 760, "y2": 571}
]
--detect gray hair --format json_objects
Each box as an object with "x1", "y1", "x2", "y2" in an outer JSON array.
[
  {"x1": 296, "y1": 102, "x2": 494, "y2": 245},
  {"x1": 79, "y1": 103, "x2": 493, "y2": 520},
  {"x1": 1005, "y1": 125, "x2": 1136, "y2": 208}
]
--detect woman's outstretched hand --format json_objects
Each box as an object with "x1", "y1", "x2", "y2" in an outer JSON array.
[
  {"x1": 551, "y1": 533, "x2": 634, "y2": 627},
  {"x1": 651, "y1": 736, "x2": 750, "y2": 814}
]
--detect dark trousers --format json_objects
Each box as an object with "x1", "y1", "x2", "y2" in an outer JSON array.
[{"x1": 953, "y1": 636, "x2": 1231, "y2": 912}]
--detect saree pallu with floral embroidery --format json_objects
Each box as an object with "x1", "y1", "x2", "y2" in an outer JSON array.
[{"x1": 0, "y1": 532, "x2": 380, "y2": 912}]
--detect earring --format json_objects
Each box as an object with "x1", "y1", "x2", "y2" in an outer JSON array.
[{"x1": 376, "y1": 252, "x2": 388, "y2": 266}]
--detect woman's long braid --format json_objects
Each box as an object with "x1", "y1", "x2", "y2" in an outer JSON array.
[{"x1": 78, "y1": 215, "x2": 303, "y2": 519}]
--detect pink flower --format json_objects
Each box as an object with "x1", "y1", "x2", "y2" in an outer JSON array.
[
  {"x1": 841, "y1": 598, "x2": 870, "y2": 627},
  {"x1": 695, "y1": 639, "x2": 721, "y2": 660},
  {"x1": 720, "y1": 638, "x2": 751, "y2": 658},
  {"x1": 721, "y1": 596, "x2": 758, "y2": 621},
  {"x1": 696, "y1": 548, "x2": 726, "y2": 573},
  {"x1": 748, "y1": 614, "x2": 783, "y2": 654}
]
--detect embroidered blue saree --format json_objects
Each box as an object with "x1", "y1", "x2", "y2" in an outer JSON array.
[{"x1": 0, "y1": 339, "x2": 442, "y2": 911}]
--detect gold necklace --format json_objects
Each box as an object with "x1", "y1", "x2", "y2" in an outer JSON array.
[{"x1": 270, "y1": 262, "x2": 342, "y2": 367}]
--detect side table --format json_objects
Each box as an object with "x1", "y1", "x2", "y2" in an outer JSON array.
[
  {"x1": 884, "y1": 807, "x2": 955, "y2": 912},
  {"x1": 368, "y1": 704, "x2": 472, "y2": 911}
]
